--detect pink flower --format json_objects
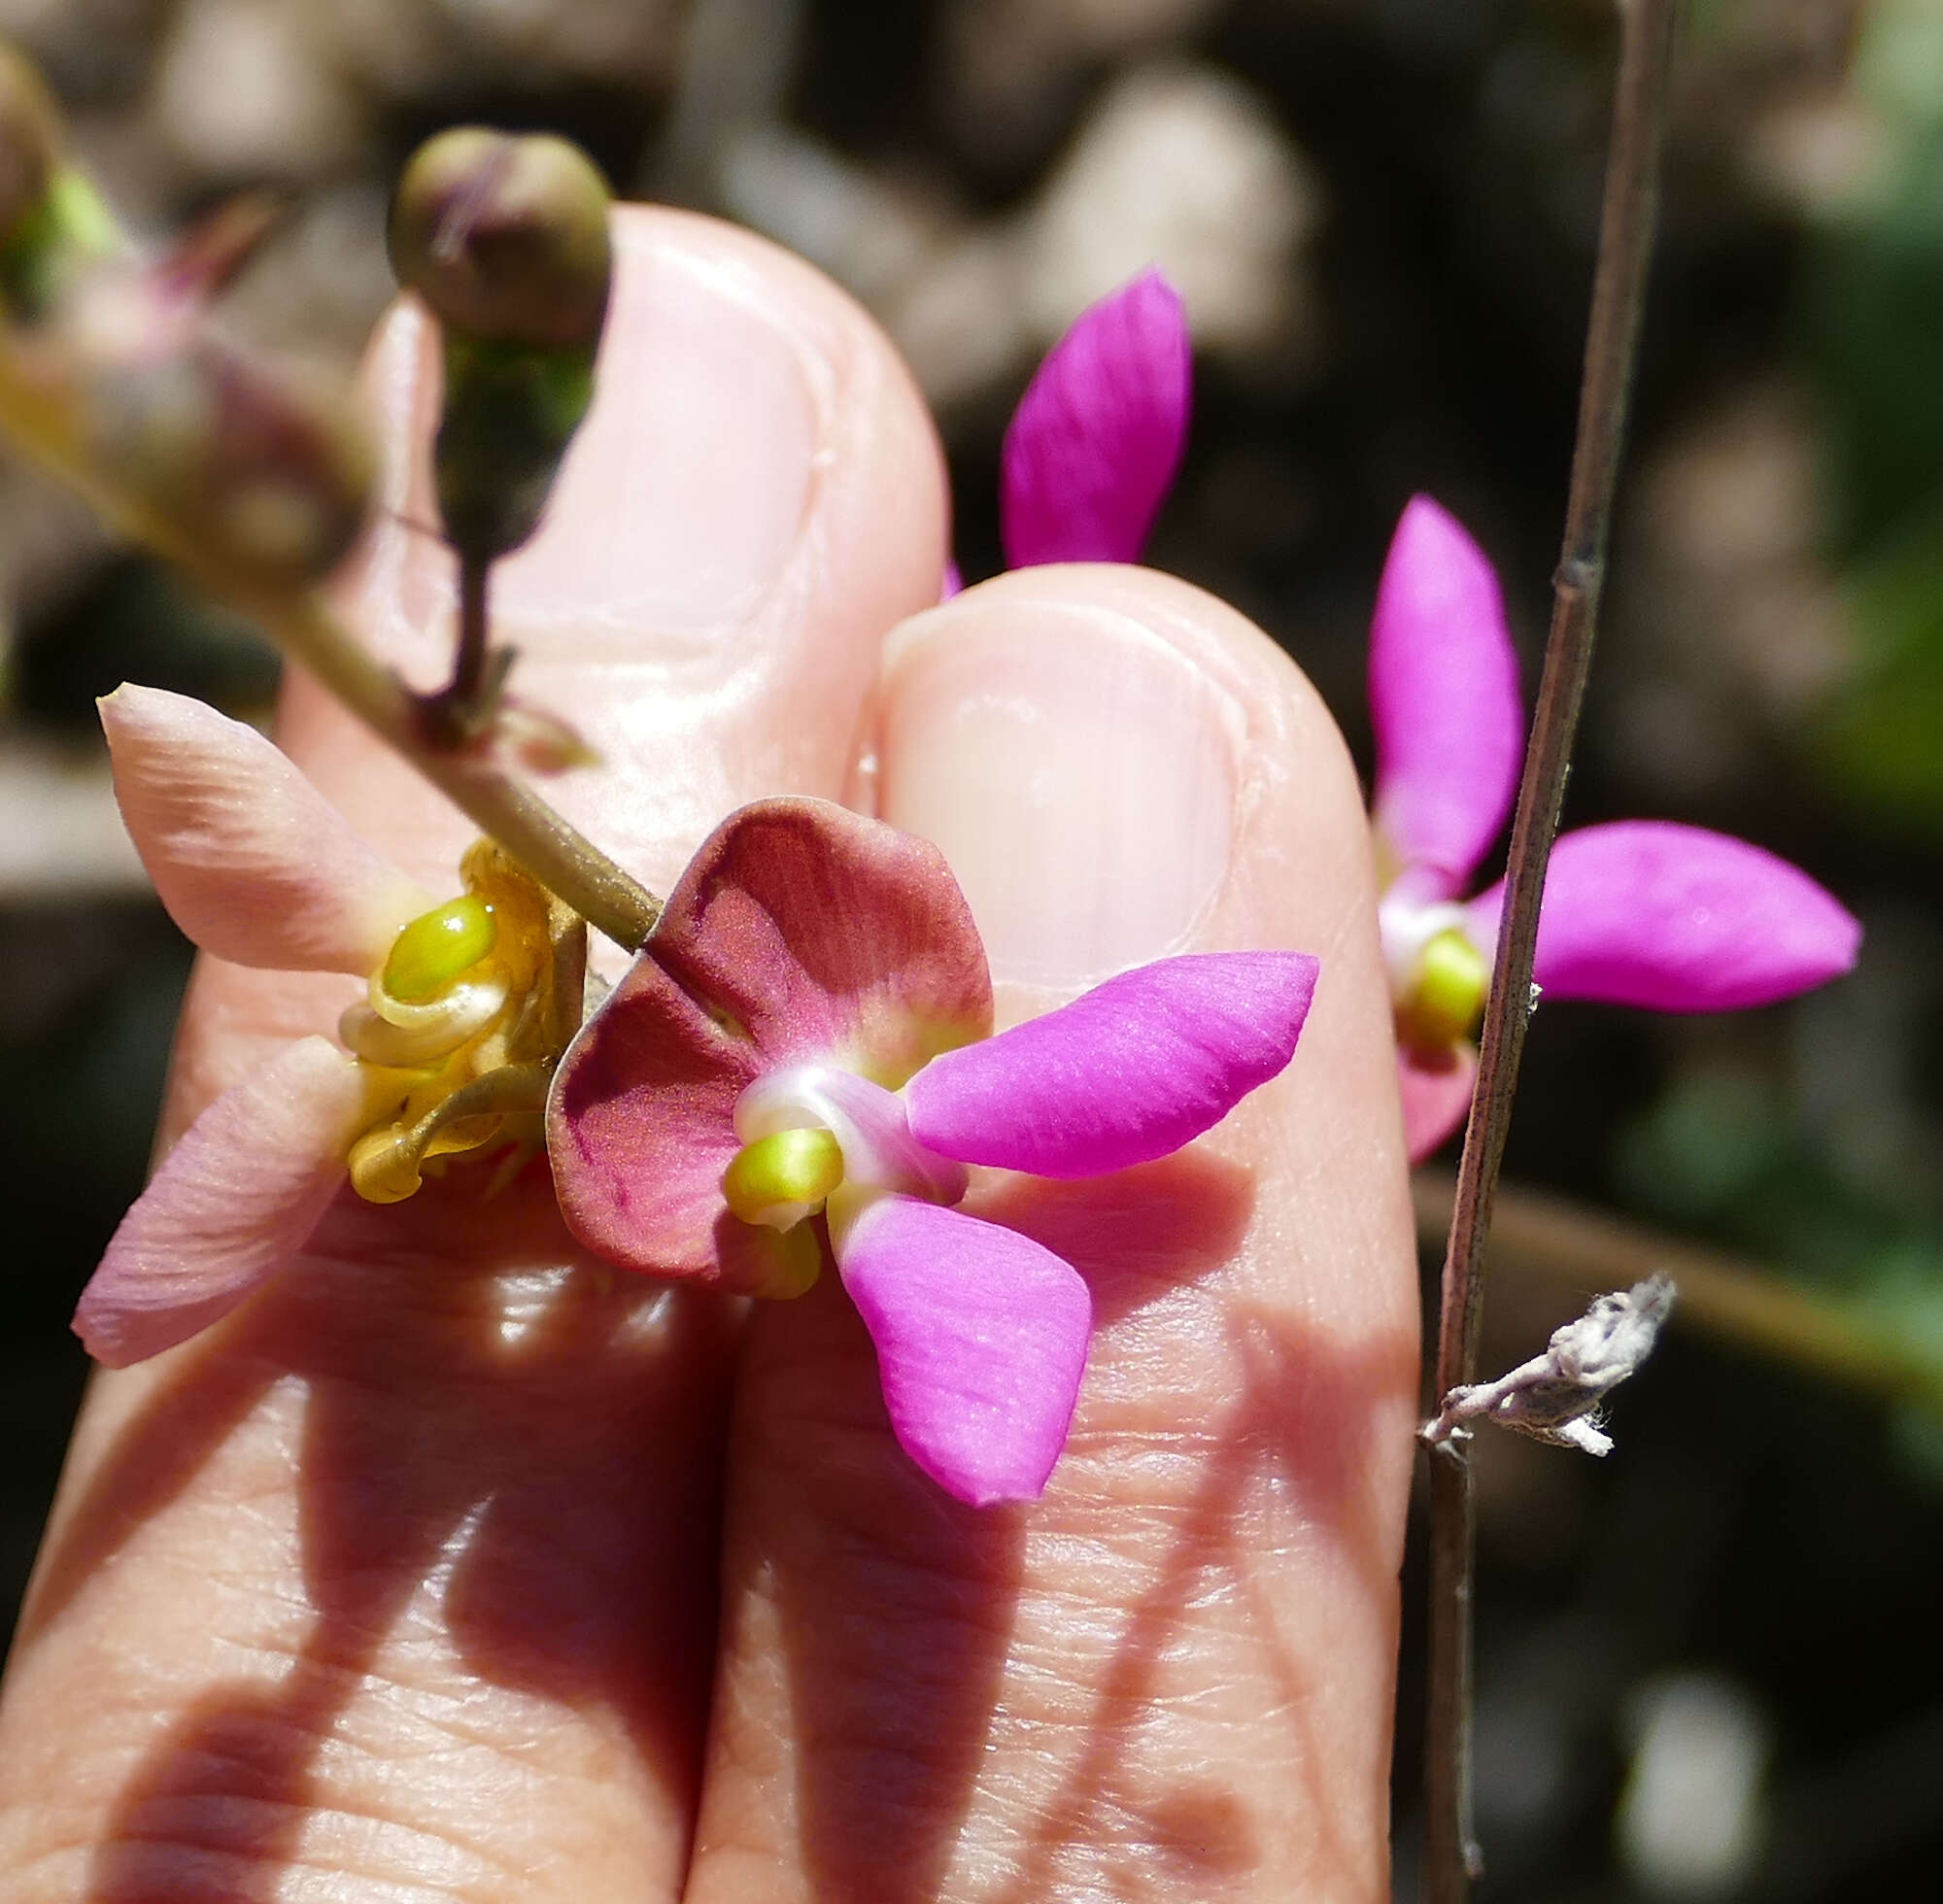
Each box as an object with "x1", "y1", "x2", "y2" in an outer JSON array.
[
  {"x1": 943, "y1": 267, "x2": 1191, "y2": 594},
  {"x1": 73, "y1": 685, "x2": 585, "y2": 1365},
  {"x1": 1371, "y1": 496, "x2": 1863, "y2": 1159},
  {"x1": 545, "y1": 798, "x2": 1317, "y2": 1506}
]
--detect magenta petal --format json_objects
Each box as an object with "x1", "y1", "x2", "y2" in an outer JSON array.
[
  {"x1": 73, "y1": 1037, "x2": 367, "y2": 1367},
  {"x1": 649, "y1": 798, "x2": 993, "y2": 1084},
  {"x1": 1467, "y1": 821, "x2": 1862, "y2": 1011},
  {"x1": 1000, "y1": 267, "x2": 1191, "y2": 568},
  {"x1": 905, "y1": 951, "x2": 1318, "y2": 1178},
  {"x1": 836, "y1": 1194, "x2": 1091, "y2": 1505},
  {"x1": 1369, "y1": 496, "x2": 1524, "y2": 892},
  {"x1": 101, "y1": 684, "x2": 432, "y2": 974},
  {"x1": 1399, "y1": 1044, "x2": 1478, "y2": 1163}
]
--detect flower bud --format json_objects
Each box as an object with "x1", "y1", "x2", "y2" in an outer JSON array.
[
  {"x1": 76, "y1": 283, "x2": 376, "y2": 589},
  {"x1": 388, "y1": 128, "x2": 611, "y2": 351}
]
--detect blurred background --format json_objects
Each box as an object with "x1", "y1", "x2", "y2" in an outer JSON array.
[{"x1": 1, "y1": 0, "x2": 1939, "y2": 1897}]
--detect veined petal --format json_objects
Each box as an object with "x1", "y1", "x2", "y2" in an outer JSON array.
[
  {"x1": 73, "y1": 1037, "x2": 368, "y2": 1367},
  {"x1": 835, "y1": 1194, "x2": 1091, "y2": 1506},
  {"x1": 648, "y1": 798, "x2": 993, "y2": 1086},
  {"x1": 1001, "y1": 267, "x2": 1191, "y2": 568},
  {"x1": 905, "y1": 951, "x2": 1318, "y2": 1177},
  {"x1": 1369, "y1": 496, "x2": 1523, "y2": 893},
  {"x1": 101, "y1": 684, "x2": 432, "y2": 974},
  {"x1": 546, "y1": 950, "x2": 796, "y2": 1293},
  {"x1": 1467, "y1": 821, "x2": 1862, "y2": 1011},
  {"x1": 1399, "y1": 1044, "x2": 1478, "y2": 1163}
]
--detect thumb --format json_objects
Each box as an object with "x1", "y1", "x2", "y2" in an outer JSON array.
[{"x1": 687, "y1": 563, "x2": 1418, "y2": 1901}]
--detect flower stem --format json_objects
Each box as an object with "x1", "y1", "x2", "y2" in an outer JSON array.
[
  {"x1": 0, "y1": 349, "x2": 664, "y2": 951},
  {"x1": 1423, "y1": 4, "x2": 1678, "y2": 1898},
  {"x1": 419, "y1": 552, "x2": 512, "y2": 742},
  {"x1": 450, "y1": 553, "x2": 495, "y2": 715}
]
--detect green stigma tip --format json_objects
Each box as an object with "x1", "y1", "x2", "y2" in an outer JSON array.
[
  {"x1": 722, "y1": 1126, "x2": 845, "y2": 1230},
  {"x1": 1402, "y1": 926, "x2": 1491, "y2": 1051},
  {"x1": 382, "y1": 895, "x2": 497, "y2": 1002}
]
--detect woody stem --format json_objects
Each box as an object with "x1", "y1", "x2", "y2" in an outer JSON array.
[{"x1": 1422, "y1": 4, "x2": 1679, "y2": 1899}]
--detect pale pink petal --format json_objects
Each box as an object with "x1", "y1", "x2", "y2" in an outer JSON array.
[
  {"x1": 835, "y1": 1194, "x2": 1091, "y2": 1505},
  {"x1": 648, "y1": 798, "x2": 993, "y2": 1085},
  {"x1": 1399, "y1": 1043, "x2": 1478, "y2": 1163},
  {"x1": 101, "y1": 683, "x2": 432, "y2": 974},
  {"x1": 545, "y1": 948, "x2": 787, "y2": 1293},
  {"x1": 1001, "y1": 268, "x2": 1191, "y2": 568},
  {"x1": 905, "y1": 951, "x2": 1318, "y2": 1178},
  {"x1": 1369, "y1": 496, "x2": 1524, "y2": 894},
  {"x1": 73, "y1": 1037, "x2": 367, "y2": 1367},
  {"x1": 1467, "y1": 821, "x2": 1861, "y2": 1011}
]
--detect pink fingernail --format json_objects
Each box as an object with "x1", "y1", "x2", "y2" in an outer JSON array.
[{"x1": 876, "y1": 599, "x2": 1239, "y2": 989}]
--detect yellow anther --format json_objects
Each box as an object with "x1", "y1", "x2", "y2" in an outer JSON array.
[
  {"x1": 1397, "y1": 926, "x2": 1491, "y2": 1053},
  {"x1": 382, "y1": 894, "x2": 497, "y2": 1003},
  {"x1": 722, "y1": 1126, "x2": 844, "y2": 1231}
]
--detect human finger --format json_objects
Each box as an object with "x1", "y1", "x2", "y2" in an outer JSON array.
[
  {"x1": 687, "y1": 563, "x2": 1417, "y2": 1901},
  {"x1": 0, "y1": 205, "x2": 947, "y2": 1903}
]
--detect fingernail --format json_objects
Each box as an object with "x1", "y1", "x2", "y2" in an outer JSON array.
[
  {"x1": 392, "y1": 220, "x2": 819, "y2": 648},
  {"x1": 876, "y1": 597, "x2": 1240, "y2": 988}
]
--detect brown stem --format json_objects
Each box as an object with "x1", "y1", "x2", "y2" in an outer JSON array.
[
  {"x1": 268, "y1": 586, "x2": 661, "y2": 951},
  {"x1": 420, "y1": 553, "x2": 509, "y2": 742},
  {"x1": 451, "y1": 554, "x2": 494, "y2": 710},
  {"x1": 1423, "y1": 4, "x2": 1679, "y2": 1898}
]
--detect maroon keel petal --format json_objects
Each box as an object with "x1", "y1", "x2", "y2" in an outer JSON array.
[{"x1": 647, "y1": 798, "x2": 994, "y2": 1086}]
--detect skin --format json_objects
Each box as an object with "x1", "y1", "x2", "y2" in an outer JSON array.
[{"x1": 0, "y1": 208, "x2": 1418, "y2": 1903}]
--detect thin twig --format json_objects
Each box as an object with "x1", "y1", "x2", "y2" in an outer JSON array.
[
  {"x1": 0, "y1": 357, "x2": 664, "y2": 951},
  {"x1": 1414, "y1": 1171, "x2": 1943, "y2": 1416},
  {"x1": 450, "y1": 554, "x2": 494, "y2": 713},
  {"x1": 1424, "y1": 5, "x2": 1679, "y2": 1898}
]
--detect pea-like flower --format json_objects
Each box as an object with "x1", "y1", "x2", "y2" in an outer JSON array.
[
  {"x1": 72, "y1": 685, "x2": 587, "y2": 1365},
  {"x1": 546, "y1": 798, "x2": 1317, "y2": 1507},
  {"x1": 1370, "y1": 496, "x2": 1862, "y2": 1158}
]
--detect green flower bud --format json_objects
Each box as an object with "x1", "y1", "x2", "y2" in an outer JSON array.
[
  {"x1": 388, "y1": 128, "x2": 612, "y2": 351},
  {"x1": 389, "y1": 130, "x2": 612, "y2": 563}
]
